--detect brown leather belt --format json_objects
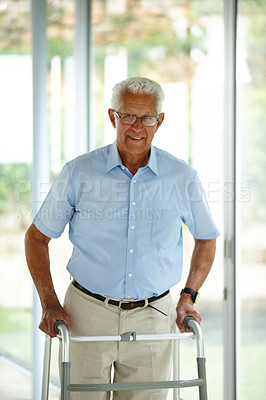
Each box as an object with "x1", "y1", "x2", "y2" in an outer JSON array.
[{"x1": 72, "y1": 280, "x2": 169, "y2": 310}]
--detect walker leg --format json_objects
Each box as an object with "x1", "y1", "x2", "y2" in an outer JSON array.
[
  {"x1": 61, "y1": 362, "x2": 71, "y2": 400},
  {"x1": 41, "y1": 334, "x2": 52, "y2": 400},
  {"x1": 173, "y1": 337, "x2": 184, "y2": 400},
  {"x1": 197, "y1": 357, "x2": 207, "y2": 400}
]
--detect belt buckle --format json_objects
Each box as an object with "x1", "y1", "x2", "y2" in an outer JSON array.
[
  {"x1": 119, "y1": 300, "x2": 133, "y2": 310},
  {"x1": 118, "y1": 298, "x2": 148, "y2": 310}
]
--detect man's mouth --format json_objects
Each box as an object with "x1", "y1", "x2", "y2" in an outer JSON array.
[{"x1": 128, "y1": 135, "x2": 144, "y2": 140}]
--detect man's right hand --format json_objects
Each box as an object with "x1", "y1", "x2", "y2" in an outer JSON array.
[{"x1": 39, "y1": 303, "x2": 71, "y2": 338}]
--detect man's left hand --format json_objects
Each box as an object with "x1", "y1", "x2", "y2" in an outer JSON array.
[{"x1": 176, "y1": 294, "x2": 201, "y2": 333}]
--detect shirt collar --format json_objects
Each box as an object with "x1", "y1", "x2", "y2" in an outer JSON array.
[
  {"x1": 105, "y1": 141, "x2": 122, "y2": 174},
  {"x1": 147, "y1": 144, "x2": 159, "y2": 175},
  {"x1": 105, "y1": 141, "x2": 159, "y2": 176}
]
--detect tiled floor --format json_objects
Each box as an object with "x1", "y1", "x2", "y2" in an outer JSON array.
[{"x1": 0, "y1": 360, "x2": 59, "y2": 400}]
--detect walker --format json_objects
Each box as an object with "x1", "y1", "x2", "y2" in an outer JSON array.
[{"x1": 42, "y1": 316, "x2": 207, "y2": 400}]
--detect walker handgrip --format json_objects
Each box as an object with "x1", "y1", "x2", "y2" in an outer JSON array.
[
  {"x1": 54, "y1": 320, "x2": 67, "y2": 334},
  {"x1": 183, "y1": 316, "x2": 195, "y2": 330}
]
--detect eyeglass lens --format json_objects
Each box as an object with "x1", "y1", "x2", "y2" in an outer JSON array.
[{"x1": 116, "y1": 113, "x2": 158, "y2": 126}]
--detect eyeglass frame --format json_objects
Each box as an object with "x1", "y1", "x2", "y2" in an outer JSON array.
[{"x1": 112, "y1": 110, "x2": 160, "y2": 127}]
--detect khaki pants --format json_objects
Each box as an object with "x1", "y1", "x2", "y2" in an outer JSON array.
[{"x1": 61, "y1": 283, "x2": 176, "y2": 400}]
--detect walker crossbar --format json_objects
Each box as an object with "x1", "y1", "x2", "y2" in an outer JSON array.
[
  {"x1": 70, "y1": 332, "x2": 193, "y2": 343},
  {"x1": 42, "y1": 317, "x2": 207, "y2": 400},
  {"x1": 67, "y1": 378, "x2": 205, "y2": 391}
]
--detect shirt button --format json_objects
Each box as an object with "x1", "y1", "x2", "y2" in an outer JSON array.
[
  {"x1": 132, "y1": 179, "x2": 136, "y2": 183},
  {"x1": 131, "y1": 201, "x2": 136, "y2": 206},
  {"x1": 129, "y1": 249, "x2": 134, "y2": 253},
  {"x1": 131, "y1": 225, "x2": 135, "y2": 230},
  {"x1": 121, "y1": 166, "x2": 125, "y2": 170},
  {"x1": 128, "y1": 273, "x2": 132, "y2": 277}
]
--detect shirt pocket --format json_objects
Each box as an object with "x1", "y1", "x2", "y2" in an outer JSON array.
[
  {"x1": 71, "y1": 206, "x2": 104, "y2": 239},
  {"x1": 151, "y1": 210, "x2": 181, "y2": 249}
]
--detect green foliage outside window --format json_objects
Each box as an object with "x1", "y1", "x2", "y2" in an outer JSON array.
[{"x1": 0, "y1": 163, "x2": 30, "y2": 214}]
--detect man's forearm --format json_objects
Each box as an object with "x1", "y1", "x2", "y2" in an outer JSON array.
[
  {"x1": 184, "y1": 238, "x2": 216, "y2": 291},
  {"x1": 25, "y1": 224, "x2": 71, "y2": 337},
  {"x1": 24, "y1": 224, "x2": 59, "y2": 309},
  {"x1": 176, "y1": 238, "x2": 216, "y2": 332}
]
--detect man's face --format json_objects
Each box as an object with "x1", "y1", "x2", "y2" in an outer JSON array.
[{"x1": 108, "y1": 91, "x2": 164, "y2": 161}]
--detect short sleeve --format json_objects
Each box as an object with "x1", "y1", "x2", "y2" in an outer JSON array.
[
  {"x1": 182, "y1": 175, "x2": 220, "y2": 239},
  {"x1": 33, "y1": 163, "x2": 75, "y2": 238}
]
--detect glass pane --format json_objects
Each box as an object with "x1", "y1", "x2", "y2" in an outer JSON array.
[
  {"x1": 46, "y1": 0, "x2": 76, "y2": 383},
  {"x1": 0, "y1": 0, "x2": 32, "y2": 365},
  {"x1": 47, "y1": 0, "x2": 76, "y2": 172},
  {"x1": 0, "y1": 0, "x2": 75, "y2": 393},
  {"x1": 238, "y1": 2, "x2": 266, "y2": 399},
  {"x1": 92, "y1": 1, "x2": 224, "y2": 399}
]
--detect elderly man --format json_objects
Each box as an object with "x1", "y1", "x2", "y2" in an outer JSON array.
[{"x1": 25, "y1": 77, "x2": 219, "y2": 400}]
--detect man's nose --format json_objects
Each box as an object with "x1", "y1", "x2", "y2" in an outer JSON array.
[{"x1": 132, "y1": 117, "x2": 143, "y2": 130}]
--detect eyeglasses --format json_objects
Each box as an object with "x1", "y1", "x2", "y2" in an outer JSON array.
[{"x1": 113, "y1": 111, "x2": 159, "y2": 127}]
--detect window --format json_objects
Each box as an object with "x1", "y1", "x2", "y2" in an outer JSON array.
[
  {"x1": 0, "y1": 0, "x2": 32, "y2": 366},
  {"x1": 4, "y1": 2, "x2": 265, "y2": 399},
  {"x1": 238, "y1": 2, "x2": 266, "y2": 398},
  {"x1": 92, "y1": 1, "x2": 224, "y2": 398}
]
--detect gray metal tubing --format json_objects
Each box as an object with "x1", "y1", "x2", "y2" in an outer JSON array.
[
  {"x1": 67, "y1": 379, "x2": 204, "y2": 392},
  {"x1": 197, "y1": 358, "x2": 207, "y2": 400},
  {"x1": 70, "y1": 332, "x2": 193, "y2": 343},
  {"x1": 41, "y1": 334, "x2": 51, "y2": 400},
  {"x1": 173, "y1": 329, "x2": 182, "y2": 400},
  {"x1": 56, "y1": 319, "x2": 203, "y2": 361},
  {"x1": 55, "y1": 319, "x2": 206, "y2": 398},
  {"x1": 61, "y1": 362, "x2": 71, "y2": 400},
  {"x1": 56, "y1": 323, "x2": 70, "y2": 363},
  {"x1": 183, "y1": 317, "x2": 205, "y2": 358}
]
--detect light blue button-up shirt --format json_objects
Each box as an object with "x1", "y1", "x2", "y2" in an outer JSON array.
[{"x1": 33, "y1": 141, "x2": 219, "y2": 300}]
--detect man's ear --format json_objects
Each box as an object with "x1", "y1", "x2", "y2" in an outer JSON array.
[
  {"x1": 155, "y1": 112, "x2": 165, "y2": 131},
  {"x1": 108, "y1": 109, "x2": 116, "y2": 128}
]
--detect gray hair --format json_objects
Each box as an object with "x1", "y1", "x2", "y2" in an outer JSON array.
[{"x1": 111, "y1": 77, "x2": 165, "y2": 113}]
